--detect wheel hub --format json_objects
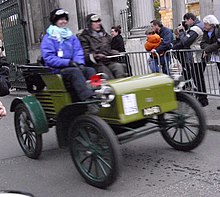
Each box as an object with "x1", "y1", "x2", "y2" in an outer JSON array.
[{"x1": 175, "y1": 114, "x2": 186, "y2": 128}]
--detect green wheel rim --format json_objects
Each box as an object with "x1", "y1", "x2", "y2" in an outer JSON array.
[
  {"x1": 17, "y1": 111, "x2": 39, "y2": 153},
  {"x1": 71, "y1": 122, "x2": 114, "y2": 182}
]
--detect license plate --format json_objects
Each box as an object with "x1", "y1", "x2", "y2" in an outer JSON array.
[{"x1": 143, "y1": 106, "x2": 160, "y2": 116}]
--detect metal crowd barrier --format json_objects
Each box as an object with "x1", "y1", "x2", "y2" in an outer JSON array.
[
  {"x1": 7, "y1": 49, "x2": 220, "y2": 98},
  {"x1": 124, "y1": 49, "x2": 220, "y2": 97},
  {"x1": 123, "y1": 51, "x2": 161, "y2": 76},
  {"x1": 164, "y1": 49, "x2": 220, "y2": 97}
]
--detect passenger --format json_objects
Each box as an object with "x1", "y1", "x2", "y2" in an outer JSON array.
[
  {"x1": 111, "y1": 25, "x2": 125, "y2": 52},
  {"x1": 144, "y1": 26, "x2": 162, "y2": 72},
  {"x1": 200, "y1": 15, "x2": 220, "y2": 109},
  {"x1": 41, "y1": 8, "x2": 96, "y2": 102},
  {"x1": 78, "y1": 13, "x2": 126, "y2": 79},
  {"x1": 0, "y1": 101, "x2": 6, "y2": 119},
  {"x1": 150, "y1": 20, "x2": 173, "y2": 74},
  {"x1": 177, "y1": 13, "x2": 208, "y2": 107}
]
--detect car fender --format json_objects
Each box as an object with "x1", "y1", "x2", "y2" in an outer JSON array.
[
  {"x1": 10, "y1": 95, "x2": 48, "y2": 134},
  {"x1": 56, "y1": 102, "x2": 87, "y2": 148}
]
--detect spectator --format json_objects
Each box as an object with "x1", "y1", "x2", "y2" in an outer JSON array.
[
  {"x1": 173, "y1": 21, "x2": 193, "y2": 82},
  {"x1": 111, "y1": 25, "x2": 125, "y2": 52},
  {"x1": 177, "y1": 12, "x2": 208, "y2": 107},
  {"x1": 150, "y1": 20, "x2": 173, "y2": 74},
  {"x1": 0, "y1": 101, "x2": 6, "y2": 119},
  {"x1": 0, "y1": 57, "x2": 10, "y2": 97},
  {"x1": 41, "y1": 8, "x2": 96, "y2": 103},
  {"x1": 200, "y1": 15, "x2": 220, "y2": 70},
  {"x1": 78, "y1": 13, "x2": 126, "y2": 79},
  {"x1": 200, "y1": 14, "x2": 220, "y2": 109},
  {"x1": 144, "y1": 26, "x2": 162, "y2": 72}
]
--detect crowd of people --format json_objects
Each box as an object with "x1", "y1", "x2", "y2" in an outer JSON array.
[
  {"x1": 40, "y1": 9, "x2": 220, "y2": 108},
  {"x1": 144, "y1": 13, "x2": 220, "y2": 108},
  {"x1": 1, "y1": 8, "x2": 220, "y2": 118}
]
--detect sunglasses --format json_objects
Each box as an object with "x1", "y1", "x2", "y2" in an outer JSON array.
[
  {"x1": 90, "y1": 15, "x2": 101, "y2": 22},
  {"x1": 55, "y1": 9, "x2": 69, "y2": 15}
]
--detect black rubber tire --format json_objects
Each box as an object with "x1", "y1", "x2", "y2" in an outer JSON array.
[
  {"x1": 159, "y1": 92, "x2": 206, "y2": 151},
  {"x1": 14, "y1": 103, "x2": 42, "y2": 159},
  {"x1": 69, "y1": 114, "x2": 120, "y2": 188}
]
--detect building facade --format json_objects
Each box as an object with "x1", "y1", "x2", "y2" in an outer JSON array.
[
  {"x1": 159, "y1": 0, "x2": 220, "y2": 30},
  {"x1": 15, "y1": 0, "x2": 154, "y2": 63}
]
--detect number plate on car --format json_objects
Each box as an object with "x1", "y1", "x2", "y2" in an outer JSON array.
[{"x1": 143, "y1": 106, "x2": 160, "y2": 116}]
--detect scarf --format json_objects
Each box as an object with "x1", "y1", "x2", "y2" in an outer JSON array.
[
  {"x1": 91, "y1": 30, "x2": 104, "y2": 38},
  {"x1": 47, "y1": 25, "x2": 73, "y2": 43}
]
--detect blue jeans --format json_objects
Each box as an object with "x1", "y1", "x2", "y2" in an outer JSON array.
[
  {"x1": 153, "y1": 55, "x2": 170, "y2": 74},
  {"x1": 61, "y1": 67, "x2": 96, "y2": 101}
]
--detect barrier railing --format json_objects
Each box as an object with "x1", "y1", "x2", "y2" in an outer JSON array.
[
  {"x1": 7, "y1": 49, "x2": 220, "y2": 98},
  {"x1": 164, "y1": 49, "x2": 220, "y2": 97},
  {"x1": 123, "y1": 51, "x2": 161, "y2": 76},
  {"x1": 122, "y1": 49, "x2": 220, "y2": 98}
]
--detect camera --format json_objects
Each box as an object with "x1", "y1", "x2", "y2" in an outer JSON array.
[{"x1": 181, "y1": 21, "x2": 188, "y2": 31}]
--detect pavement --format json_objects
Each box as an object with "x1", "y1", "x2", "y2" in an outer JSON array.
[
  {"x1": 203, "y1": 95, "x2": 220, "y2": 131},
  {"x1": 9, "y1": 89, "x2": 220, "y2": 132}
]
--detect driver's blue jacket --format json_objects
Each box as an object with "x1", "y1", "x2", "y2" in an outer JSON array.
[{"x1": 41, "y1": 34, "x2": 85, "y2": 70}]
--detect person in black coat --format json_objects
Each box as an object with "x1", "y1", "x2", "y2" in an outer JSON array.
[
  {"x1": 110, "y1": 25, "x2": 130, "y2": 72},
  {"x1": 0, "y1": 57, "x2": 10, "y2": 96},
  {"x1": 111, "y1": 25, "x2": 125, "y2": 52},
  {"x1": 79, "y1": 14, "x2": 126, "y2": 79}
]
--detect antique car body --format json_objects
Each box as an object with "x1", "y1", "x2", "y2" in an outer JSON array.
[{"x1": 10, "y1": 65, "x2": 206, "y2": 188}]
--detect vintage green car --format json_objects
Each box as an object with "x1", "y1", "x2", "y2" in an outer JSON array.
[{"x1": 10, "y1": 65, "x2": 206, "y2": 188}]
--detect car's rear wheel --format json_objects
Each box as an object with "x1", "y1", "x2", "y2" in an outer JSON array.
[
  {"x1": 159, "y1": 92, "x2": 206, "y2": 151},
  {"x1": 14, "y1": 103, "x2": 42, "y2": 159}
]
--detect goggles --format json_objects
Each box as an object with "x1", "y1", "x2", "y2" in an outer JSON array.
[
  {"x1": 55, "y1": 9, "x2": 69, "y2": 15},
  {"x1": 90, "y1": 14, "x2": 101, "y2": 22}
]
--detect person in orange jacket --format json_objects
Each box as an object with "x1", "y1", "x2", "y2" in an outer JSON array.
[
  {"x1": 144, "y1": 27, "x2": 162, "y2": 72},
  {"x1": 144, "y1": 27, "x2": 161, "y2": 51}
]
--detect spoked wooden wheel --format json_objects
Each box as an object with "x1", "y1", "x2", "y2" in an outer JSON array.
[
  {"x1": 14, "y1": 103, "x2": 42, "y2": 159},
  {"x1": 159, "y1": 92, "x2": 206, "y2": 151},
  {"x1": 69, "y1": 115, "x2": 120, "y2": 188}
]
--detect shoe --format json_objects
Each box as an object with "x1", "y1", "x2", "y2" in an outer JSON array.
[{"x1": 199, "y1": 99, "x2": 209, "y2": 107}]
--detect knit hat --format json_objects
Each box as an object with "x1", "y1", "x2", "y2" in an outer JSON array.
[
  {"x1": 50, "y1": 8, "x2": 69, "y2": 25},
  {"x1": 203, "y1": 15, "x2": 219, "y2": 26},
  {"x1": 85, "y1": 13, "x2": 101, "y2": 27}
]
